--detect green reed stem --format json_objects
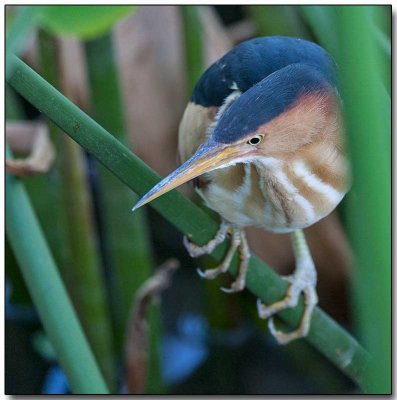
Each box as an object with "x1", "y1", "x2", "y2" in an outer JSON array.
[
  {"x1": 6, "y1": 148, "x2": 109, "y2": 394},
  {"x1": 335, "y1": 6, "x2": 391, "y2": 394}
]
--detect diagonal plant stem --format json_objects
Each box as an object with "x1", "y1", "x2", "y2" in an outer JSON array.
[
  {"x1": 7, "y1": 54, "x2": 370, "y2": 391},
  {"x1": 6, "y1": 147, "x2": 109, "y2": 394}
]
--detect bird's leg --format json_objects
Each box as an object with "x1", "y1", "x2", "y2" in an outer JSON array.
[
  {"x1": 184, "y1": 222, "x2": 250, "y2": 292},
  {"x1": 257, "y1": 229, "x2": 318, "y2": 344},
  {"x1": 221, "y1": 229, "x2": 250, "y2": 293}
]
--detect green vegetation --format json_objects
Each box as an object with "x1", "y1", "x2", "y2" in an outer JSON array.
[{"x1": 6, "y1": 5, "x2": 390, "y2": 395}]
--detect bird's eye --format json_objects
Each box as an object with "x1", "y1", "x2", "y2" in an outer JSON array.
[{"x1": 247, "y1": 134, "x2": 264, "y2": 146}]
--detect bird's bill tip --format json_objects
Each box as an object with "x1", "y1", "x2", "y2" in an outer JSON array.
[
  {"x1": 132, "y1": 181, "x2": 169, "y2": 211},
  {"x1": 131, "y1": 203, "x2": 141, "y2": 212}
]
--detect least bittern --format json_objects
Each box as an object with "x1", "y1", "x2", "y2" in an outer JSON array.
[{"x1": 133, "y1": 36, "x2": 350, "y2": 344}]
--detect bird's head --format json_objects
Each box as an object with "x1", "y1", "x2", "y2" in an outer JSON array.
[{"x1": 133, "y1": 63, "x2": 341, "y2": 211}]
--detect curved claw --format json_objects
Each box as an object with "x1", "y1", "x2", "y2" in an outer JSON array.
[
  {"x1": 220, "y1": 286, "x2": 235, "y2": 294},
  {"x1": 220, "y1": 282, "x2": 244, "y2": 294},
  {"x1": 267, "y1": 316, "x2": 309, "y2": 345},
  {"x1": 196, "y1": 268, "x2": 206, "y2": 278}
]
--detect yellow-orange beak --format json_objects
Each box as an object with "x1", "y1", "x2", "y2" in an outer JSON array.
[{"x1": 132, "y1": 141, "x2": 249, "y2": 211}]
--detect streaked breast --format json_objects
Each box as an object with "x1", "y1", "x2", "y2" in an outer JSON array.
[{"x1": 198, "y1": 147, "x2": 350, "y2": 232}]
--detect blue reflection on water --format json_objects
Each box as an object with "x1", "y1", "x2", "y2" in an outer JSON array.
[
  {"x1": 160, "y1": 313, "x2": 209, "y2": 385},
  {"x1": 41, "y1": 365, "x2": 69, "y2": 394}
]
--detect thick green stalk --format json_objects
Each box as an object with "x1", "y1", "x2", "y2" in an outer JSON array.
[
  {"x1": 6, "y1": 149, "x2": 109, "y2": 394},
  {"x1": 84, "y1": 33, "x2": 163, "y2": 393},
  {"x1": 335, "y1": 6, "x2": 391, "y2": 394},
  {"x1": 8, "y1": 55, "x2": 370, "y2": 390}
]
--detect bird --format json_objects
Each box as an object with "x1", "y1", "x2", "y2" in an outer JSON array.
[{"x1": 133, "y1": 36, "x2": 350, "y2": 344}]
